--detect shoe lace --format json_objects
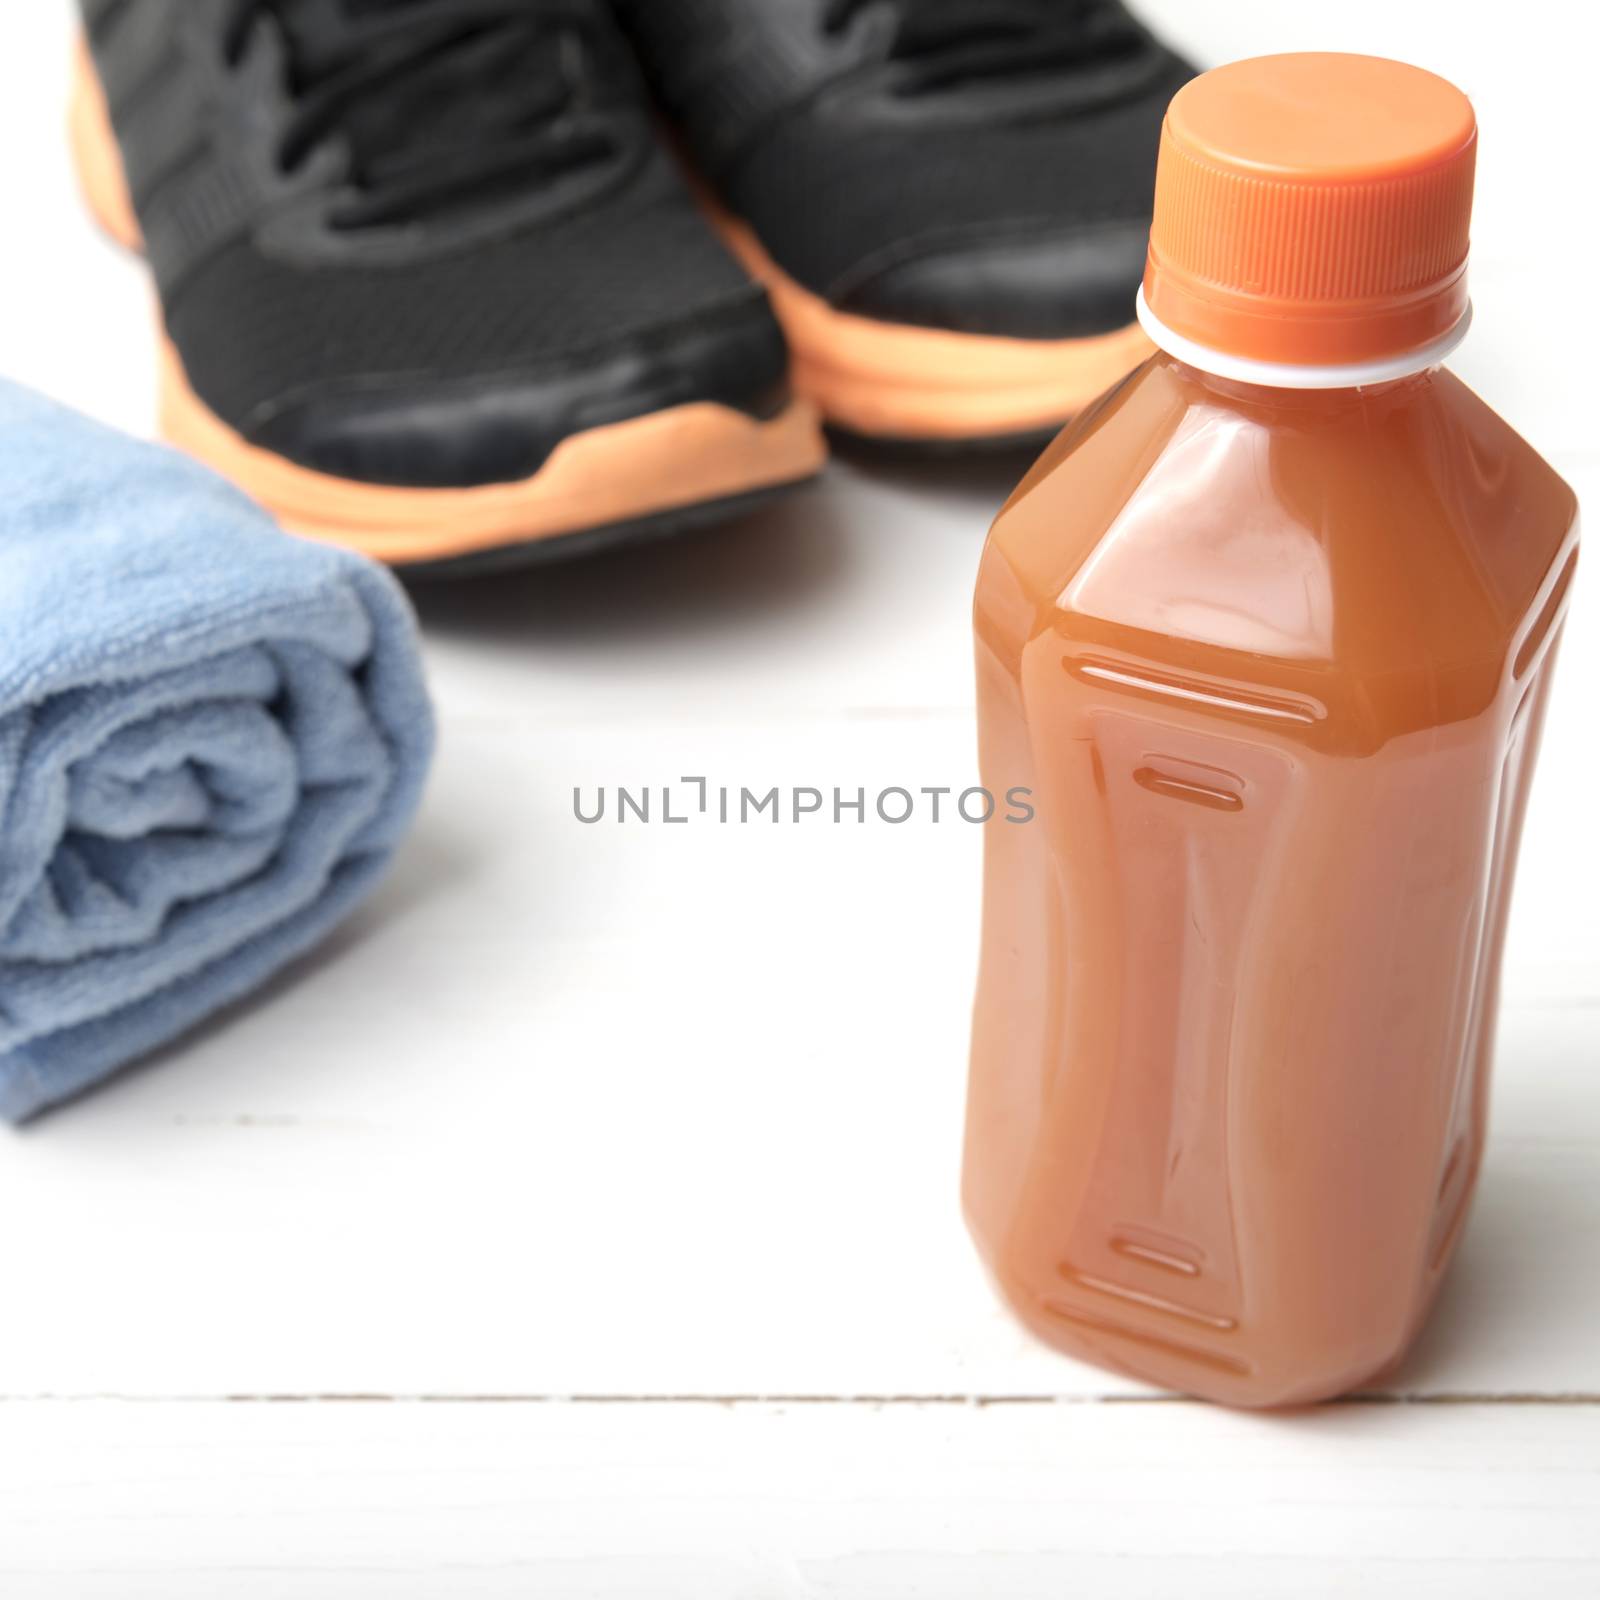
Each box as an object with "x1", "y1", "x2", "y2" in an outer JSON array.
[
  {"x1": 223, "y1": 0, "x2": 627, "y2": 230},
  {"x1": 822, "y1": 0, "x2": 1147, "y2": 93}
]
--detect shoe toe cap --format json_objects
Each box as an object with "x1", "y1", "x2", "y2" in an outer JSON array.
[
  {"x1": 835, "y1": 220, "x2": 1151, "y2": 340},
  {"x1": 248, "y1": 301, "x2": 792, "y2": 489}
]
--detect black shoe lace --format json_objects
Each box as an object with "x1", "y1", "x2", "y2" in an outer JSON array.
[
  {"x1": 822, "y1": 0, "x2": 1148, "y2": 93},
  {"x1": 223, "y1": 0, "x2": 627, "y2": 230}
]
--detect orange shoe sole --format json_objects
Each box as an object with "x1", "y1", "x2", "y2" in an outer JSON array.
[
  {"x1": 67, "y1": 41, "x2": 828, "y2": 571},
  {"x1": 717, "y1": 216, "x2": 1154, "y2": 445}
]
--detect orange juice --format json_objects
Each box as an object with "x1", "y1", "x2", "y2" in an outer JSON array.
[{"x1": 964, "y1": 55, "x2": 1579, "y2": 1407}]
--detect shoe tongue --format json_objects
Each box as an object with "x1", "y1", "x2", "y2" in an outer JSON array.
[
  {"x1": 879, "y1": 0, "x2": 1150, "y2": 90},
  {"x1": 274, "y1": 0, "x2": 578, "y2": 187},
  {"x1": 274, "y1": 0, "x2": 444, "y2": 75}
]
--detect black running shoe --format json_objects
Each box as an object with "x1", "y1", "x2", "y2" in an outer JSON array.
[
  {"x1": 71, "y1": 0, "x2": 826, "y2": 572},
  {"x1": 614, "y1": 0, "x2": 1195, "y2": 448}
]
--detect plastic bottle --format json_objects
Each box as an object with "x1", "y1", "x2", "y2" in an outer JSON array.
[{"x1": 964, "y1": 53, "x2": 1580, "y2": 1407}]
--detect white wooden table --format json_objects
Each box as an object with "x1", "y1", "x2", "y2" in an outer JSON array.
[{"x1": 2, "y1": 3, "x2": 1597, "y2": 1593}]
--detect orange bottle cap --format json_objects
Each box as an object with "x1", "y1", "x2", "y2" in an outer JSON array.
[{"x1": 1142, "y1": 53, "x2": 1478, "y2": 374}]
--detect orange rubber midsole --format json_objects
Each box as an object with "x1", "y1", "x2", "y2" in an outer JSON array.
[
  {"x1": 68, "y1": 40, "x2": 827, "y2": 564},
  {"x1": 69, "y1": 35, "x2": 142, "y2": 250},
  {"x1": 718, "y1": 216, "x2": 1154, "y2": 440},
  {"x1": 155, "y1": 340, "x2": 824, "y2": 563}
]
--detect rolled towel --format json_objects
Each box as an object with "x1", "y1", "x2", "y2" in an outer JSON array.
[{"x1": 0, "y1": 383, "x2": 435, "y2": 1122}]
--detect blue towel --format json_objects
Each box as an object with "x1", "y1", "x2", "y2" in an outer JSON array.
[{"x1": 0, "y1": 383, "x2": 435, "y2": 1121}]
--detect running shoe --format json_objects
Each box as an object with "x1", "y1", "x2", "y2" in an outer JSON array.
[
  {"x1": 615, "y1": 0, "x2": 1195, "y2": 447},
  {"x1": 71, "y1": 0, "x2": 826, "y2": 572}
]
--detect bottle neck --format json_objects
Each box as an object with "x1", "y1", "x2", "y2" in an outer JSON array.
[{"x1": 1136, "y1": 289, "x2": 1473, "y2": 393}]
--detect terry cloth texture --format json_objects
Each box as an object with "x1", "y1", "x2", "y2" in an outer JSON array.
[{"x1": 0, "y1": 382, "x2": 435, "y2": 1121}]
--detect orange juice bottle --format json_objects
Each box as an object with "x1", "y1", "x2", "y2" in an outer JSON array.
[{"x1": 964, "y1": 54, "x2": 1579, "y2": 1408}]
